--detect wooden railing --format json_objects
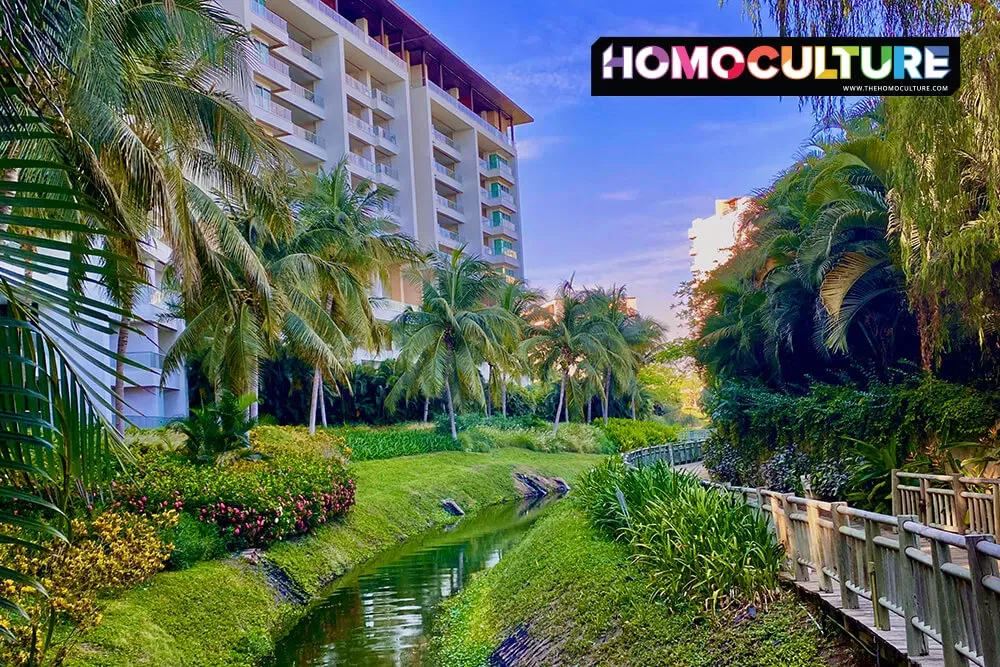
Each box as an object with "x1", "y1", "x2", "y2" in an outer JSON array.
[
  {"x1": 712, "y1": 482, "x2": 1000, "y2": 667},
  {"x1": 893, "y1": 470, "x2": 1000, "y2": 538},
  {"x1": 622, "y1": 437, "x2": 706, "y2": 469}
]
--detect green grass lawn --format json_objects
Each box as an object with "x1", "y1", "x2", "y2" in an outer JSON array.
[
  {"x1": 67, "y1": 449, "x2": 604, "y2": 667},
  {"x1": 433, "y1": 503, "x2": 844, "y2": 667}
]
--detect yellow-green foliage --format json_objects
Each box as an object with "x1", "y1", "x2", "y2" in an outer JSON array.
[
  {"x1": 433, "y1": 503, "x2": 828, "y2": 667},
  {"x1": 249, "y1": 425, "x2": 349, "y2": 462},
  {"x1": 1, "y1": 512, "x2": 177, "y2": 666},
  {"x1": 596, "y1": 418, "x2": 681, "y2": 451},
  {"x1": 460, "y1": 423, "x2": 615, "y2": 455}
]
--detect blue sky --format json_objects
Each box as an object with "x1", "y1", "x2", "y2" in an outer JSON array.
[{"x1": 404, "y1": 0, "x2": 818, "y2": 334}]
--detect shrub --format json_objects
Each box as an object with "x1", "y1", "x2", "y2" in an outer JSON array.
[
  {"x1": 577, "y1": 459, "x2": 783, "y2": 613},
  {"x1": 163, "y1": 512, "x2": 228, "y2": 569},
  {"x1": 458, "y1": 423, "x2": 615, "y2": 455},
  {"x1": 251, "y1": 425, "x2": 348, "y2": 461},
  {"x1": 0, "y1": 511, "x2": 176, "y2": 664},
  {"x1": 436, "y1": 413, "x2": 547, "y2": 435},
  {"x1": 335, "y1": 423, "x2": 461, "y2": 461},
  {"x1": 171, "y1": 391, "x2": 257, "y2": 465},
  {"x1": 595, "y1": 418, "x2": 681, "y2": 451},
  {"x1": 114, "y1": 445, "x2": 355, "y2": 551}
]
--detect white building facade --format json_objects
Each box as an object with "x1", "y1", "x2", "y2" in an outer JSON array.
[
  {"x1": 223, "y1": 0, "x2": 532, "y2": 320},
  {"x1": 688, "y1": 197, "x2": 753, "y2": 281}
]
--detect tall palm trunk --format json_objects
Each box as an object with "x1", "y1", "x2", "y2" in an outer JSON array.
[
  {"x1": 631, "y1": 395, "x2": 637, "y2": 420},
  {"x1": 552, "y1": 369, "x2": 567, "y2": 436},
  {"x1": 319, "y1": 384, "x2": 327, "y2": 427},
  {"x1": 602, "y1": 369, "x2": 611, "y2": 425},
  {"x1": 249, "y1": 357, "x2": 260, "y2": 420},
  {"x1": 563, "y1": 392, "x2": 569, "y2": 423},
  {"x1": 112, "y1": 320, "x2": 129, "y2": 434},
  {"x1": 501, "y1": 376, "x2": 507, "y2": 418},
  {"x1": 484, "y1": 366, "x2": 492, "y2": 418},
  {"x1": 308, "y1": 368, "x2": 321, "y2": 434},
  {"x1": 445, "y1": 379, "x2": 457, "y2": 440},
  {"x1": 587, "y1": 397, "x2": 592, "y2": 423},
  {"x1": 423, "y1": 396, "x2": 430, "y2": 422}
]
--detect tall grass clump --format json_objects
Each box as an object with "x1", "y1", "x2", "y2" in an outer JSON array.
[
  {"x1": 577, "y1": 459, "x2": 784, "y2": 613},
  {"x1": 595, "y1": 419, "x2": 681, "y2": 451},
  {"x1": 333, "y1": 424, "x2": 462, "y2": 461}
]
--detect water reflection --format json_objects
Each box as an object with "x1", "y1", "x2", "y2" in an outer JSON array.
[{"x1": 271, "y1": 497, "x2": 552, "y2": 666}]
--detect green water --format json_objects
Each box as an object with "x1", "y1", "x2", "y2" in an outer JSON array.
[{"x1": 270, "y1": 497, "x2": 552, "y2": 666}]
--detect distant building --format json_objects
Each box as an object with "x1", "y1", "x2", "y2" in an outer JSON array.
[{"x1": 688, "y1": 197, "x2": 753, "y2": 280}]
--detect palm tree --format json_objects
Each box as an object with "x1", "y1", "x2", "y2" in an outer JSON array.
[
  {"x1": 23, "y1": 0, "x2": 292, "y2": 432},
  {"x1": 295, "y1": 160, "x2": 418, "y2": 433},
  {"x1": 386, "y1": 249, "x2": 518, "y2": 439},
  {"x1": 523, "y1": 283, "x2": 617, "y2": 436},
  {"x1": 490, "y1": 281, "x2": 542, "y2": 417}
]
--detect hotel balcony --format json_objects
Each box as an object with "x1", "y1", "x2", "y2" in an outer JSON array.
[
  {"x1": 280, "y1": 124, "x2": 326, "y2": 163},
  {"x1": 438, "y1": 226, "x2": 465, "y2": 250},
  {"x1": 275, "y1": 81, "x2": 324, "y2": 118},
  {"x1": 432, "y1": 129, "x2": 462, "y2": 161},
  {"x1": 372, "y1": 297, "x2": 407, "y2": 322},
  {"x1": 252, "y1": 50, "x2": 291, "y2": 90},
  {"x1": 427, "y1": 81, "x2": 515, "y2": 152},
  {"x1": 251, "y1": 97, "x2": 293, "y2": 135},
  {"x1": 478, "y1": 158, "x2": 514, "y2": 183},
  {"x1": 373, "y1": 89, "x2": 396, "y2": 117},
  {"x1": 347, "y1": 114, "x2": 378, "y2": 144},
  {"x1": 347, "y1": 151, "x2": 376, "y2": 178},
  {"x1": 344, "y1": 75, "x2": 375, "y2": 108},
  {"x1": 276, "y1": 40, "x2": 322, "y2": 79},
  {"x1": 433, "y1": 161, "x2": 463, "y2": 191},
  {"x1": 483, "y1": 245, "x2": 519, "y2": 266},
  {"x1": 480, "y1": 188, "x2": 517, "y2": 212},
  {"x1": 376, "y1": 126, "x2": 398, "y2": 154},
  {"x1": 483, "y1": 218, "x2": 518, "y2": 240},
  {"x1": 435, "y1": 194, "x2": 465, "y2": 222},
  {"x1": 375, "y1": 162, "x2": 399, "y2": 187},
  {"x1": 123, "y1": 351, "x2": 182, "y2": 390},
  {"x1": 250, "y1": 0, "x2": 288, "y2": 45},
  {"x1": 378, "y1": 198, "x2": 401, "y2": 225}
]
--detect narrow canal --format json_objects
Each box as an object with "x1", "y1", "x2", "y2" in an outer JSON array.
[{"x1": 270, "y1": 497, "x2": 553, "y2": 666}]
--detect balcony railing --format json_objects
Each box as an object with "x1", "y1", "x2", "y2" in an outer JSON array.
[
  {"x1": 439, "y1": 228, "x2": 464, "y2": 244},
  {"x1": 344, "y1": 75, "x2": 372, "y2": 99},
  {"x1": 292, "y1": 125, "x2": 326, "y2": 147},
  {"x1": 427, "y1": 81, "x2": 513, "y2": 148},
  {"x1": 432, "y1": 129, "x2": 458, "y2": 150},
  {"x1": 485, "y1": 246, "x2": 518, "y2": 260},
  {"x1": 434, "y1": 162, "x2": 462, "y2": 182},
  {"x1": 380, "y1": 198, "x2": 400, "y2": 216},
  {"x1": 289, "y1": 81, "x2": 323, "y2": 107},
  {"x1": 376, "y1": 162, "x2": 399, "y2": 180},
  {"x1": 375, "y1": 89, "x2": 396, "y2": 108},
  {"x1": 128, "y1": 351, "x2": 165, "y2": 370},
  {"x1": 487, "y1": 220, "x2": 518, "y2": 237},
  {"x1": 287, "y1": 40, "x2": 320, "y2": 65},
  {"x1": 347, "y1": 114, "x2": 377, "y2": 138},
  {"x1": 252, "y1": 96, "x2": 292, "y2": 121},
  {"x1": 481, "y1": 188, "x2": 516, "y2": 209},
  {"x1": 479, "y1": 158, "x2": 514, "y2": 180},
  {"x1": 347, "y1": 152, "x2": 374, "y2": 172},
  {"x1": 256, "y1": 50, "x2": 290, "y2": 77},
  {"x1": 251, "y1": 0, "x2": 287, "y2": 30},
  {"x1": 436, "y1": 195, "x2": 464, "y2": 213},
  {"x1": 377, "y1": 126, "x2": 396, "y2": 145}
]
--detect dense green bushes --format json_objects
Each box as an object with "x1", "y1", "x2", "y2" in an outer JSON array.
[
  {"x1": 704, "y1": 377, "x2": 1000, "y2": 505},
  {"x1": 577, "y1": 459, "x2": 783, "y2": 612},
  {"x1": 458, "y1": 422, "x2": 616, "y2": 455},
  {"x1": 114, "y1": 427, "x2": 355, "y2": 551},
  {"x1": 594, "y1": 418, "x2": 681, "y2": 451}
]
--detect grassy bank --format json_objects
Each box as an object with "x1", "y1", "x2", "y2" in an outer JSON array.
[
  {"x1": 434, "y1": 503, "x2": 845, "y2": 667},
  {"x1": 67, "y1": 449, "x2": 603, "y2": 667}
]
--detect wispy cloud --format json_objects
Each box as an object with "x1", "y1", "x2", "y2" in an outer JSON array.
[
  {"x1": 529, "y1": 244, "x2": 691, "y2": 296},
  {"x1": 600, "y1": 189, "x2": 639, "y2": 201},
  {"x1": 515, "y1": 136, "x2": 566, "y2": 160}
]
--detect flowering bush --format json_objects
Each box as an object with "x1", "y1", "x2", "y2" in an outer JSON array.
[
  {"x1": 0, "y1": 511, "x2": 176, "y2": 666},
  {"x1": 113, "y1": 446, "x2": 355, "y2": 551}
]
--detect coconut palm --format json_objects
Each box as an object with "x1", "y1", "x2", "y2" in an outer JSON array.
[
  {"x1": 523, "y1": 283, "x2": 618, "y2": 435},
  {"x1": 295, "y1": 159, "x2": 419, "y2": 433},
  {"x1": 386, "y1": 249, "x2": 519, "y2": 439},
  {"x1": 490, "y1": 280, "x2": 543, "y2": 417}
]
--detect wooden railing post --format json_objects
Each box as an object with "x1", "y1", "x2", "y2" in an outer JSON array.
[
  {"x1": 782, "y1": 494, "x2": 809, "y2": 581},
  {"x1": 952, "y1": 474, "x2": 968, "y2": 534},
  {"x1": 919, "y1": 476, "x2": 929, "y2": 524},
  {"x1": 891, "y1": 469, "x2": 901, "y2": 516},
  {"x1": 806, "y1": 501, "x2": 831, "y2": 591},
  {"x1": 896, "y1": 516, "x2": 927, "y2": 657},
  {"x1": 994, "y1": 481, "x2": 1000, "y2": 541},
  {"x1": 831, "y1": 503, "x2": 859, "y2": 609},
  {"x1": 668, "y1": 443, "x2": 674, "y2": 467},
  {"x1": 930, "y1": 535, "x2": 962, "y2": 667},
  {"x1": 965, "y1": 534, "x2": 1000, "y2": 667},
  {"x1": 864, "y1": 517, "x2": 891, "y2": 630}
]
